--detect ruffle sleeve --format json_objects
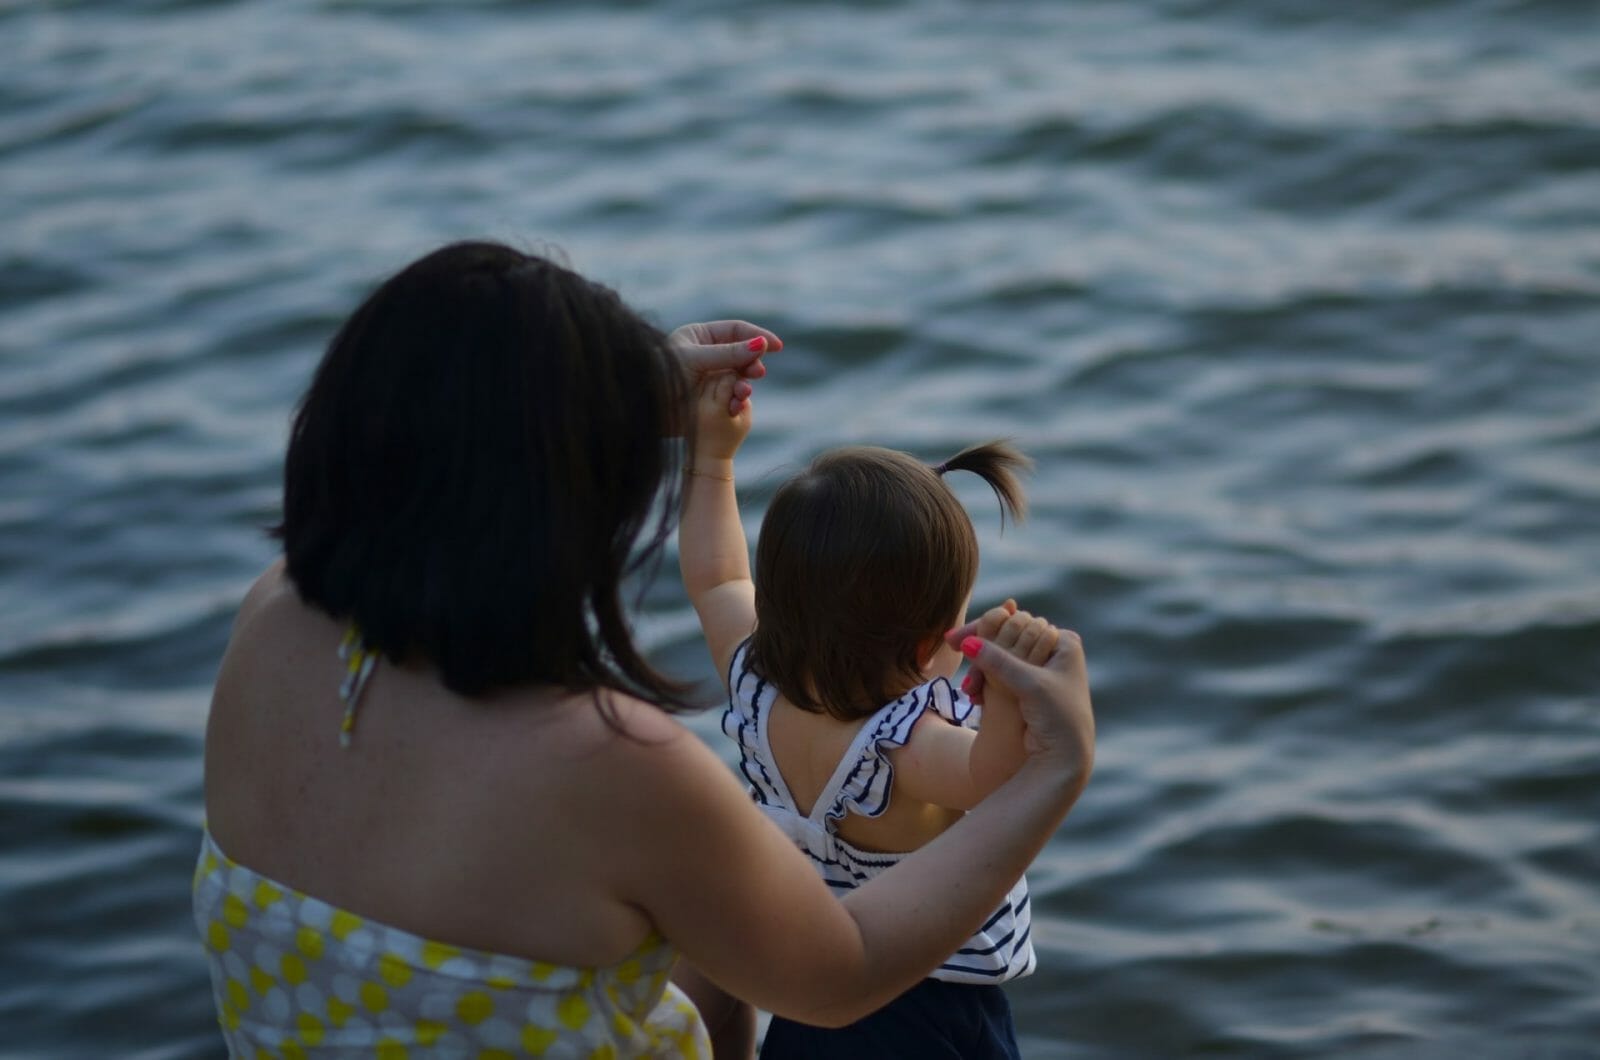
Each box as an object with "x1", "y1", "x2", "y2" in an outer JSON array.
[
  {"x1": 822, "y1": 676, "x2": 979, "y2": 823},
  {"x1": 721, "y1": 638, "x2": 787, "y2": 809}
]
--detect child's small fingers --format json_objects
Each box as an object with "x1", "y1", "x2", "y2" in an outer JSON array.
[
  {"x1": 1011, "y1": 617, "x2": 1055, "y2": 665},
  {"x1": 974, "y1": 605, "x2": 1012, "y2": 640},
  {"x1": 697, "y1": 373, "x2": 727, "y2": 410},
  {"x1": 992, "y1": 608, "x2": 1039, "y2": 651},
  {"x1": 1025, "y1": 623, "x2": 1060, "y2": 666},
  {"x1": 1008, "y1": 619, "x2": 1041, "y2": 660},
  {"x1": 1003, "y1": 613, "x2": 1045, "y2": 657}
]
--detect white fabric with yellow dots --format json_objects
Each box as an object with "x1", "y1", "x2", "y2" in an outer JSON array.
[{"x1": 193, "y1": 828, "x2": 709, "y2": 1058}]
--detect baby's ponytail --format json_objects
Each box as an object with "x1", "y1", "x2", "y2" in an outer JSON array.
[{"x1": 933, "y1": 440, "x2": 1031, "y2": 529}]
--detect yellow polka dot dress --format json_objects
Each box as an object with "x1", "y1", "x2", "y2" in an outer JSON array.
[{"x1": 193, "y1": 830, "x2": 710, "y2": 1058}]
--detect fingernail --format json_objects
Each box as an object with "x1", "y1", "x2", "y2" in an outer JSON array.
[
  {"x1": 961, "y1": 636, "x2": 982, "y2": 658},
  {"x1": 960, "y1": 675, "x2": 973, "y2": 692},
  {"x1": 746, "y1": 337, "x2": 767, "y2": 352}
]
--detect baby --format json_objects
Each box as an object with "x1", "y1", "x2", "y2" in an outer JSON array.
[{"x1": 679, "y1": 371, "x2": 1060, "y2": 1059}]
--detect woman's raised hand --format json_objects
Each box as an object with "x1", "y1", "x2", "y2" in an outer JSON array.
[{"x1": 671, "y1": 321, "x2": 783, "y2": 415}]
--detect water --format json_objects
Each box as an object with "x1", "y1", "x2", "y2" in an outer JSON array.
[{"x1": 3, "y1": 1, "x2": 1597, "y2": 1055}]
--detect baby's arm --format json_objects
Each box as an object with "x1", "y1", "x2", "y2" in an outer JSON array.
[
  {"x1": 678, "y1": 372, "x2": 757, "y2": 688},
  {"x1": 891, "y1": 606, "x2": 1061, "y2": 811}
]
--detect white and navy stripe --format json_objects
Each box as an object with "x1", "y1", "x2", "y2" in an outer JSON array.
[{"x1": 722, "y1": 640, "x2": 1036, "y2": 985}]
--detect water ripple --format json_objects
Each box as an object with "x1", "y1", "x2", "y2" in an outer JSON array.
[{"x1": 3, "y1": 1, "x2": 1597, "y2": 1055}]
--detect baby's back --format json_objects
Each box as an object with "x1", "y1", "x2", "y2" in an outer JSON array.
[
  {"x1": 766, "y1": 694, "x2": 963, "y2": 853},
  {"x1": 722, "y1": 643, "x2": 1038, "y2": 984}
]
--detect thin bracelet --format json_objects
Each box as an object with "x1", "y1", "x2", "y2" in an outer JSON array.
[{"x1": 684, "y1": 466, "x2": 734, "y2": 481}]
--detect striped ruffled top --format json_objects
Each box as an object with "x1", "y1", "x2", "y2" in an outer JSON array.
[{"x1": 721, "y1": 640, "x2": 1036, "y2": 985}]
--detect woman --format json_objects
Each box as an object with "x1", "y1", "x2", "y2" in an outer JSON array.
[{"x1": 194, "y1": 241, "x2": 1095, "y2": 1058}]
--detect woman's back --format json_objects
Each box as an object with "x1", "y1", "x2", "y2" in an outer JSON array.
[{"x1": 204, "y1": 560, "x2": 658, "y2": 968}]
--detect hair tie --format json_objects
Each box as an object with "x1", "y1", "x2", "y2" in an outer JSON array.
[{"x1": 933, "y1": 460, "x2": 950, "y2": 475}]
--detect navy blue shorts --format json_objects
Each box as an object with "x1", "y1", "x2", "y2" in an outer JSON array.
[{"x1": 759, "y1": 978, "x2": 1021, "y2": 1060}]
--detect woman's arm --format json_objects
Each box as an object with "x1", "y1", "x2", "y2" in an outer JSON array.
[
  {"x1": 679, "y1": 373, "x2": 758, "y2": 685},
  {"x1": 618, "y1": 623, "x2": 1094, "y2": 1027}
]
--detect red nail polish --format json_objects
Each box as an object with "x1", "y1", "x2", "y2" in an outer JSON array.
[
  {"x1": 746, "y1": 337, "x2": 767, "y2": 352},
  {"x1": 960, "y1": 675, "x2": 972, "y2": 692},
  {"x1": 961, "y1": 636, "x2": 982, "y2": 658}
]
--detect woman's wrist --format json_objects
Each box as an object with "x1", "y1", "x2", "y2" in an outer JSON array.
[{"x1": 1012, "y1": 747, "x2": 1093, "y2": 804}]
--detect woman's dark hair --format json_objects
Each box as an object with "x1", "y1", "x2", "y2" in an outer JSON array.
[
  {"x1": 750, "y1": 441, "x2": 1029, "y2": 720},
  {"x1": 275, "y1": 240, "x2": 692, "y2": 706}
]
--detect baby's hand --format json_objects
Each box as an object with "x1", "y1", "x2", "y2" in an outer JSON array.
[
  {"x1": 960, "y1": 601, "x2": 1060, "y2": 715},
  {"x1": 992, "y1": 609, "x2": 1061, "y2": 668},
  {"x1": 694, "y1": 370, "x2": 753, "y2": 461}
]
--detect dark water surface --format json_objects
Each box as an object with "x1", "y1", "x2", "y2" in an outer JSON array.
[{"x1": 3, "y1": 1, "x2": 1597, "y2": 1056}]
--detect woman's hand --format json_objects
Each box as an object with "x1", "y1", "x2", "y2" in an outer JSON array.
[
  {"x1": 960, "y1": 603, "x2": 1059, "y2": 717},
  {"x1": 956, "y1": 599, "x2": 1014, "y2": 706},
  {"x1": 671, "y1": 321, "x2": 783, "y2": 416},
  {"x1": 951, "y1": 614, "x2": 1094, "y2": 781}
]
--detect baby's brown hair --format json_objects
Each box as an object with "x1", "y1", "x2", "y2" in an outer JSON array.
[{"x1": 749, "y1": 441, "x2": 1030, "y2": 720}]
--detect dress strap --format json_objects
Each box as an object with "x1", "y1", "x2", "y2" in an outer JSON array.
[
  {"x1": 722, "y1": 638, "x2": 796, "y2": 811},
  {"x1": 807, "y1": 718, "x2": 890, "y2": 827},
  {"x1": 337, "y1": 623, "x2": 377, "y2": 749},
  {"x1": 809, "y1": 690, "x2": 925, "y2": 825}
]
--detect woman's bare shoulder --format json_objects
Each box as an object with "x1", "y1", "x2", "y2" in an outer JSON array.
[
  {"x1": 235, "y1": 557, "x2": 295, "y2": 626},
  {"x1": 596, "y1": 691, "x2": 699, "y2": 743},
  {"x1": 216, "y1": 559, "x2": 306, "y2": 655},
  {"x1": 523, "y1": 691, "x2": 705, "y2": 786},
  {"x1": 541, "y1": 693, "x2": 737, "y2": 813},
  {"x1": 212, "y1": 560, "x2": 340, "y2": 717}
]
